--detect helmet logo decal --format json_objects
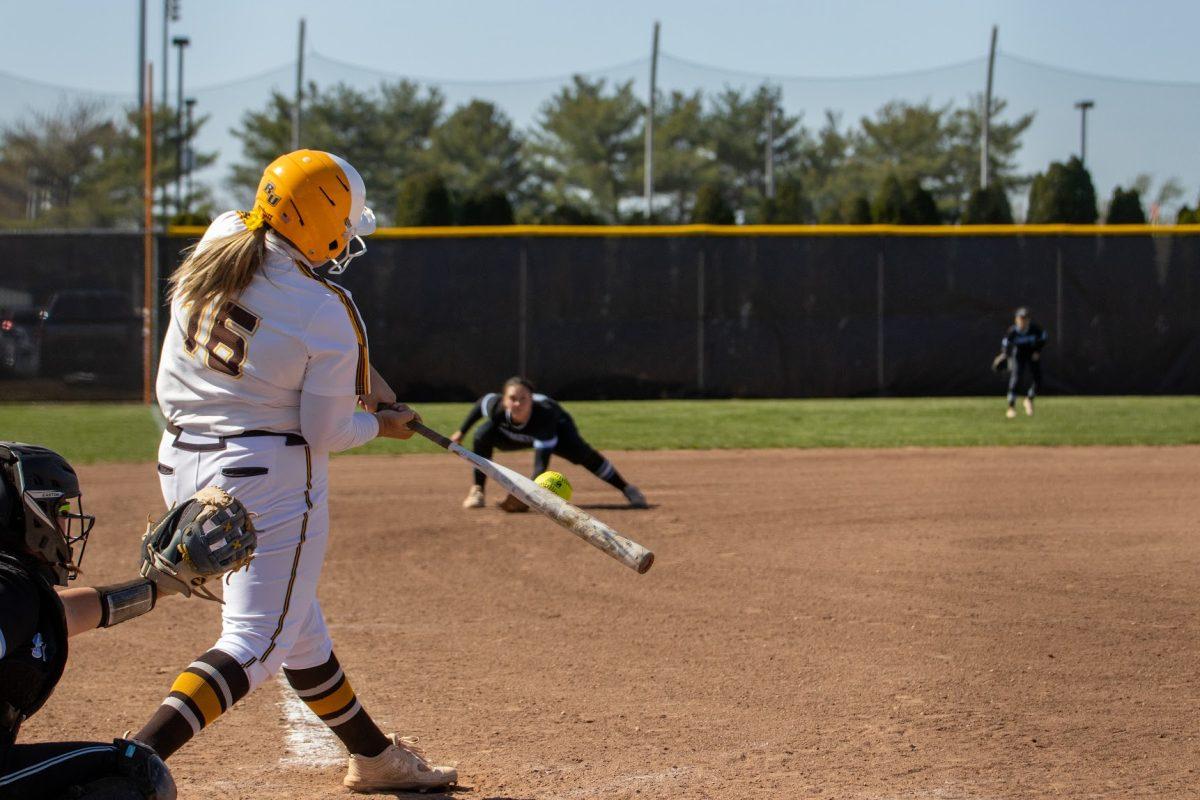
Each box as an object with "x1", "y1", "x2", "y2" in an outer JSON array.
[{"x1": 262, "y1": 182, "x2": 282, "y2": 207}]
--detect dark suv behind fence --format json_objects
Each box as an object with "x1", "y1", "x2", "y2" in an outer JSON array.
[{"x1": 38, "y1": 289, "x2": 142, "y2": 387}]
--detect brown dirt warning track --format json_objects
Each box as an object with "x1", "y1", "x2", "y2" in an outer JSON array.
[{"x1": 22, "y1": 447, "x2": 1200, "y2": 799}]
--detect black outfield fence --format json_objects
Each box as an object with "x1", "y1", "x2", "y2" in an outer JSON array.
[{"x1": 2, "y1": 225, "x2": 1199, "y2": 401}]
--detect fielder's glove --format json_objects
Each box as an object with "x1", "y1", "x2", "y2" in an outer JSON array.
[
  {"x1": 499, "y1": 493, "x2": 529, "y2": 513},
  {"x1": 991, "y1": 352, "x2": 1010, "y2": 373},
  {"x1": 139, "y1": 487, "x2": 256, "y2": 602}
]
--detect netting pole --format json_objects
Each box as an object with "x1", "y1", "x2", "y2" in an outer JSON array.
[
  {"x1": 143, "y1": 64, "x2": 155, "y2": 406},
  {"x1": 137, "y1": 0, "x2": 147, "y2": 110},
  {"x1": 765, "y1": 93, "x2": 775, "y2": 199},
  {"x1": 644, "y1": 21, "x2": 660, "y2": 217},
  {"x1": 292, "y1": 18, "x2": 306, "y2": 151},
  {"x1": 981, "y1": 25, "x2": 997, "y2": 189}
]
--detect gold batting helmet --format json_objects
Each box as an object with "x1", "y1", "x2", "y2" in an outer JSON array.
[{"x1": 252, "y1": 150, "x2": 376, "y2": 273}]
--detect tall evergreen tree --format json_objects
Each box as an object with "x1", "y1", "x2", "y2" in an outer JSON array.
[
  {"x1": 1026, "y1": 156, "x2": 1097, "y2": 223},
  {"x1": 431, "y1": 100, "x2": 524, "y2": 201},
  {"x1": 526, "y1": 76, "x2": 642, "y2": 222},
  {"x1": 962, "y1": 185, "x2": 1014, "y2": 224},
  {"x1": 901, "y1": 177, "x2": 941, "y2": 224},
  {"x1": 707, "y1": 84, "x2": 807, "y2": 215},
  {"x1": 759, "y1": 175, "x2": 814, "y2": 223},
  {"x1": 692, "y1": 182, "x2": 735, "y2": 224},
  {"x1": 872, "y1": 173, "x2": 907, "y2": 224},
  {"x1": 395, "y1": 172, "x2": 453, "y2": 226},
  {"x1": 231, "y1": 81, "x2": 443, "y2": 218},
  {"x1": 648, "y1": 90, "x2": 716, "y2": 222},
  {"x1": 1105, "y1": 186, "x2": 1147, "y2": 224}
]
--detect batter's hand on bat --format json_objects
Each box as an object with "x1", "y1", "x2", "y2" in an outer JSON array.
[
  {"x1": 375, "y1": 403, "x2": 421, "y2": 440},
  {"x1": 360, "y1": 364, "x2": 397, "y2": 410},
  {"x1": 449, "y1": 431, "x2": 464, "y2": 445}
]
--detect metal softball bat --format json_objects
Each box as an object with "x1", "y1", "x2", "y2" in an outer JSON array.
[{"x1": 409, "y1": 421, "x2": 654, "y2": 574}]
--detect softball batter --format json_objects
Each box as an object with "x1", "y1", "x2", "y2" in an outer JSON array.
[
  {"x1": 134, "y1": 150, "x2": 456, "y2": 792},
  {"x1": 451, "y1": 377, "x2": 647, "y2": 510}
]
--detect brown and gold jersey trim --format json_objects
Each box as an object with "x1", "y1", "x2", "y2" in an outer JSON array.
[{"x1": 296, "y1": 264, "x2": 371, "y2": 396}]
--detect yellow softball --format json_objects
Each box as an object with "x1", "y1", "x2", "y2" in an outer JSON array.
[{"x1": 534, "y1": 470, "x2": 573, "y2": 501}]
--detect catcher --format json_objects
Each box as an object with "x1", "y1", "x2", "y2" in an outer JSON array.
[{"x1": 0, "y1": 441, "x2": 254, "y2": 799}]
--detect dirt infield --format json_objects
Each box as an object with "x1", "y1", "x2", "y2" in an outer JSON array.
[{"x1": 23, "y1": 447, "x2": 1200, "y2": 799}]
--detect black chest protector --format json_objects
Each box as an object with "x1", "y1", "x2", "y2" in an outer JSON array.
[{"x1": 0, "y1": 552, "x2": 68, "y2": 756}]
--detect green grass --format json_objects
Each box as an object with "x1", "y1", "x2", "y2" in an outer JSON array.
[{"x1": 2, "y1": 397, "x2": 1199, "y2": 464}]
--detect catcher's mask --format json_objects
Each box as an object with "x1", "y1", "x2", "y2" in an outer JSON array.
[{"x1": 0, "y1": 441, "x2": 94, "y2": 586}]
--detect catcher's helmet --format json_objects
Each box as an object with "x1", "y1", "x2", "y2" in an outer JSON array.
[
  {"x1": 252, "y1": 150, "x2": 375, "y2": 274},
  {"x1": 0, "y1": 442, "x2": 94, "y2": 585}
]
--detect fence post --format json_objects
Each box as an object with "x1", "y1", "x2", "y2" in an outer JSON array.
[
  {"x1": 696, "y1": 246, "x2": 706, "y2": 394},
  {"x1": 518, "y1": 240, "x2": 529, "y2": 377},
  {"x1": 1055, "y1": 241, "x2": 1064, "y2": 354},
  {"x1": 876, "y1": 247, "x2": 885, "y2": 395}
]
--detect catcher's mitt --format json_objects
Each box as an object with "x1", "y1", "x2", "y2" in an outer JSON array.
[
  {"x1": 139, "y1": 487, "x2": 256, "y2": 602},
  {"x1": 991, "y1": 352, "x2": 1010, "y2": 373},
  {"x1": 499, "y1": 493, "x2": 529, "y2": 513}
]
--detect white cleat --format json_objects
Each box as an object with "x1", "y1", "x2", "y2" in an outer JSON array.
[
  {"x1": 623, "y1": 484, "x2": 648, "y2": 508},
  {"x1": 344, "y1": 734, "x2": 457, "y2": 793},
  {"x1": 1023, "y1": 397, "x2": 1034, "y2": 417},
  {"x1": 1005, "y1": 407, "x2": 1017, "y2": 419},
  {"x1": 462, "y1": 485, "x2": 485, "y2": 509}
]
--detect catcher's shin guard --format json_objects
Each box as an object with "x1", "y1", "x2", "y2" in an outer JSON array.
[{"x1": 134, "y1": 649, "x2": 250, "y2": 759}]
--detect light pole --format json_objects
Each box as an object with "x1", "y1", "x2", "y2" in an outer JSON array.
[
  {"x1": 159, "y1": 0, "x2": 180, "y2": 221},
  {"x1": 172, "y1": 35, "x2": 190, "y2": 218},
  {"x1": 1074, "y1": 99, "x2": 1094, "y2": 167},
  {"x1": 137, "y1": 0, "x2": 147, "y2": 110},
  {"x1": 184, "y1": 97, "x2": 196, "y2": 216}
]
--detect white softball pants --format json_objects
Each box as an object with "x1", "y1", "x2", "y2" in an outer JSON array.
[{"x1": 157, "y1": 429, "x2": 335, "y2": 690}]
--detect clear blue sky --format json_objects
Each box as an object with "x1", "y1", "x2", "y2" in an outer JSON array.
[
  {"x1": 2, "y1": 0, "x2": 1196, "y2": 90},
  {"x1": 2, "y1": 0, "x2": 1198, "y2": 213}
]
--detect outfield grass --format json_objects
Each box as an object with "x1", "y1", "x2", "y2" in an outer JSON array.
[{"x1": 2, "y1": 396, "x2": 1199, "y2": 465}]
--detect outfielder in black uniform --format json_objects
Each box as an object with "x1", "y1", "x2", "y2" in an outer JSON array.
[
  {"x1": 451, "y1": 377, "x2": 648, "y2": 510},
  {"x1": 0, "y1": 442, "x2": 176, "y2": 800},
  {"x1": 1001, "y1": 306, "x2": 1048, "y2": 418}
]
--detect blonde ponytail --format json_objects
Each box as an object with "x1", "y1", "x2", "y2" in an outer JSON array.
[{"x1": 168, "y1": 221, "x2": 268, "y2": 311}]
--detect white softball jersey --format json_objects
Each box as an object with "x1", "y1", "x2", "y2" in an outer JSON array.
[
  {"x1": 157, "y1": 211, "x2": 371, "y2": 436},
  {"x1": 154, "y1": 211, "x2": 378, "y2": 688}
]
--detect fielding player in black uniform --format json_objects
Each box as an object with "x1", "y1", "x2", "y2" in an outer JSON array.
[
  {"x1": 1001, "y1": 306, "x2": 1048, "y2": 418},
  {"x1": 451, "y1": 377, "x2": 647, "y2": 510},
  {"x1": 0, "y1": 442, "x2": 176, "y2": 799}
]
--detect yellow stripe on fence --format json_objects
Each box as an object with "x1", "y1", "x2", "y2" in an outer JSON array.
[{"x1": 168, "y1": 223, "x2": 1200, "y2": 239}]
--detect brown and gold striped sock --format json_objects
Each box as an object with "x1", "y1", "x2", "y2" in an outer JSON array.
[
  {"x1": 284, "y1": 651, "x2": 390, "y2": 757},
  {"x1": 134, "y1": 648, "x2": 250, "y2": 758}
]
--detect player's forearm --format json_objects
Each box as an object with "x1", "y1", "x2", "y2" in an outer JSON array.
[
  {"x1": 301, "y1": 391, "x2": 380, "y2": 452},
  {"x1": 458, "y1": 402, "x2": 484, "y2": 436},
  {"x1": 60, "y1": 579, "x2": 159, "y2": 637},
  {"x1": 58, "y1": 587, "x2": 102, "y2": 636},
  {"x1": 532, "y1": 447, "x2": 552, "y2": 478}
]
